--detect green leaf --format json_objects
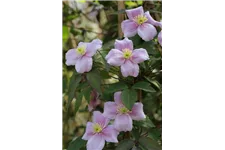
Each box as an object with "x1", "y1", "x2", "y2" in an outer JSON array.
[
  {"x1": 67, "y1": 137, "x2": 86, "y2": 150},
  {"x1": 99, "y1": 69, "x2": 111, "y2": 79},
  {"x1": 86, "y1": 70, "x2": 102, "y2": 94},
  {"x1": 138, "y1": 137, "x2": 161, "y2": 150},
  {"x1": 82, "y1": 86, "x2": 92, "y2": 103},
  {"x1": 74, "y1": 92, "x2": 83, "y2": 116},
  {"x1": 133, "y1": 116, "x2": 155, "y2": 128},
  {"x1": 67, "y1": 72, "x2": 82, "y2": 110},
  {"x1": 148, "y1": 128, "x2": 161, "y2": 141},
  {"x1": 115, "y1": 139, "x2": 135, "y2": 150},
  {"x1": 105, "y1": 82, "x2": 128, "y2": 93},
  {"x1": 132, "y1": 81, "x2": 156, "y2": 92},
  {"x1": 121, "y1": 89, "x2": 137, "y2": 110},
  {"x1": 132, "y1": 127, "x2": 140, "y2": 140}
]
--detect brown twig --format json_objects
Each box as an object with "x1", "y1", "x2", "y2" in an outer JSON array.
[{"x1": 118, "y1": 1, "x2": 125, "y2": 38}]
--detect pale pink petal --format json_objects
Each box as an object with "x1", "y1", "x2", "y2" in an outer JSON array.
[
  {"x1": 102, "y1": 125, "x2": 119, "y2": 143},
  {"x1": 87, "y1": 134, "x2": 105, "y2": 150},
  {"x1": 78, "y1": 41, "x2": 88, "y2": 47},
  {"x1": 132, "y1": 48, "x2": 149, "y2": 64},
  {"x1": 114, "y1": 38, "x2": 134, "y2": 51},
  {"x1": 158, "y1": 31, "x2": 162, "y2": 46},
  {"x1": 103, "y1": 102, "x2": 117, "y2": 119},
  {"x1": 105, "y1": 49, "x2": 125, "y2": 66},
  {"x1": 75, "y1": 56, "x2": 93, "y2": 73},
  {"x1": 82, "y1": 122, "x2": 94, "y2": 140},
  {"x1": 121, "y1": 60, "x2": 139, "y2": 77},
  {"x1": 114, "y1": 114, "x2": 133, "y2": 132},
  {"x1": 114, "y1": 91, "x2": 122, "y2": 105},
  {"x1": 126, "y1": 6, "x2": 144, "y2": 20},
  {"x1": 121, "y1": 20, "x2": 138, "y2": 38},
  {"x1": 145, "y1": 11, "x2": 162, "y2": 27},
  {"x1": 130, "y1": 103, "x2": 146, "y2": 120},
  {"x1": 93, "y1": 111, "x2": 109, "y2": 128},
  {"x1": 86, "y1": 39, "x2": 103, "y2": 57},
  {"x1": 137, "y1": 23, "x2": 157, "y2": 41},
  {"x1": 65, "y1": 49, "x2": 81, "y2": 66}
]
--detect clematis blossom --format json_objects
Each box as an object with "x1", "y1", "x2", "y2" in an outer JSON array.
[
  {"x1": 122, "y1": 6, "x2": 161, "y2": 41},
  {"x1": 88, "y1": 90, "x2": 101, "y2": 112},
  {"x1": 157, "y1": 22, "x2": 162, "y2": 46},
  {"x1": 105, "y1": 37, "x2": 149, "y2": 77},
  {"x1": 103, "y1": 91, "x2": 146, "y2": 132},
  {"x1": 82, "y1": 111, "x2": 119, "y2": 150},
  {"x1": 65, "y1": 39, "x2": 102, "y2": 73}
]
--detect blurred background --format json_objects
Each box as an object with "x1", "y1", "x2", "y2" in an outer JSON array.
[{"x1": 63, "y1": 0, "x2": 162, "y2": 149}]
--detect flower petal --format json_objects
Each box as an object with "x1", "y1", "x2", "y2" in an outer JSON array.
[
  {"x1": 93, "y1": 111, "x2": 109, "y2": 128},
  {"x1": 137, "y1": 23, "x2": 157, "y2": 41},
  {"x1": 102, "y1": 125, "x2": 119, "y2": 143},
  {"x1": 114, "y1": 38, "x2": 134, "y2": 51},
  {"x1": 114, "y1": 114, "x2": 133, "y2": 132},
  {"x1": 132, "y1": 48, "x2": 149, "y2": 64},
  {"x1": 103, "y1": 102, "x2": 117, "y2": 119},
  {"x1": 126, "y1": 6, "x2": 144, "y2": 20},
  {"x1": 86, "y1": 39, "x2": 103, "y2": 57},
  {"x1": 87, "y1": 134, "x2": 105, "y2": 150},
  {"x1": 114, "y1": 91, "x2": 123, "y2": 105},
  {"x1": 145, "y1": 11, "x2": 162, "y2": 27},
  {"x1": 121, "y1": 20, "x2": 138, "y2": 38},
  {"x1": 105, "y1": 49, "x2": 125, "y2": 66},
  {"x1": 121, "y1": 60, "x2": 139, "y2": 77},
  {"x1": 65, "y1": 49, "x2": 81, "y2": 66},
  {"x1": 82, "y1": 122, "x2": 94, "y2": 140},
  {"x1": 75, "y1": 56, "x2": 93, "y2": 73},
  {"x1": 130, "y1": 103, "x2": 146, "y2": 120},
  {"x1": 158, "y1": 31, "x2": 162, "y2": 46}
]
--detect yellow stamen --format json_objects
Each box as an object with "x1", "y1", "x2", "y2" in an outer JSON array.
[
  {"x1": 134, "y1": 15, "x2": 148, "y2": 25},
  {"x1": 93, "y1": 123, "x2": 102, "y2": 133},
  {"x1": 76, "y1": 46, "x2": 86, "y2": 55},
  {"x1": 123, "y1": 48, "x2": 132, "y2": 59},
  {"x1": 118, "y1": 106, "x2": 130, "y2": 114}
]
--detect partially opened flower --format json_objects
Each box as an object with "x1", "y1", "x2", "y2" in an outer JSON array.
[
  {"x1": 122, "y1": 6, "x2": 161, "y2": 41},
  {"x1": 82, "y1": 111, "x2": 119, "y2": 150},
  {"x1": 105, "y1": 38, "x2": 149, "y2": 77},
  {"x1": 88, "y1": 90, "x2": 101, "y2": 112},
  {"x1": 103, "y1": 91, "x2": 146, "y2": 132},
  {"x1": 65, "y1": 39, "x2": 102, "y2": 73}
]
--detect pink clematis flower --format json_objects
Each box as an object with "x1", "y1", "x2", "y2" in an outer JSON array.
[
  {"x1": 65, "y1": 39, "x2": 102, "y2": 73},
  {"x1": 82, "y1": 111, "x2": 119, "y2": 150},
  {"x1": 105, "y1": 37, "x2": 149, "y2": 77},
  {"x1": 122, "y1": 6, "x2": 161, "y2": 41},
  {"x1": 88, "y1": 90, "x2": 101, "y2": 112},
  {"x1": 103, "y1": 91, "x2": 146, "y2": 132},
  {"x1": 157, "y1": 21, "x2": 162, "y2": 46}
]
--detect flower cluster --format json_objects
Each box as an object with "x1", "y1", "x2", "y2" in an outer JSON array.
[
  {"x1": 82, "y1": 92, "x2": 146, "y2": 150},
  {"x1": 65, "y1": 6, "x2": 162, "y2": 150}
]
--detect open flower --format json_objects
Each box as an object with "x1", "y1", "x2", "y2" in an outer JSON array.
[
  {"x1": 105, "y1": 38, "x2": 149, "y2": 77},
  {"x1": 122, "y1": 6, "x2": 161, "y2": 41},
  {"x1": 65, "y1": 39, "x2": 102, "y2": 73},
  {"x1": 88, "y1": 90, "x2": 101, "y2": 112},
  {"x1": 82, "y1": 111, "x2": 119, "y2": 150},
  {"x1": 103, "y1": 91, "x2": 146, "y2": 132}
]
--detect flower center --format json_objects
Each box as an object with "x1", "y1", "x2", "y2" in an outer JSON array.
[
  {"x1": 76, "y1": 46, "x2": 86, "y2": 55},
  {"x1": 93, "y1": 123, "x2": 102, "y2": 133},
  {"x1": 134, "y1": 15, "x2": 148, "y2": 25},
  {"x1": 123, "y1": 48, "x2": 132, "y2": 59},
  {"x1": 118, "y1": 106, "x2": 130, "y2": 114}
]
